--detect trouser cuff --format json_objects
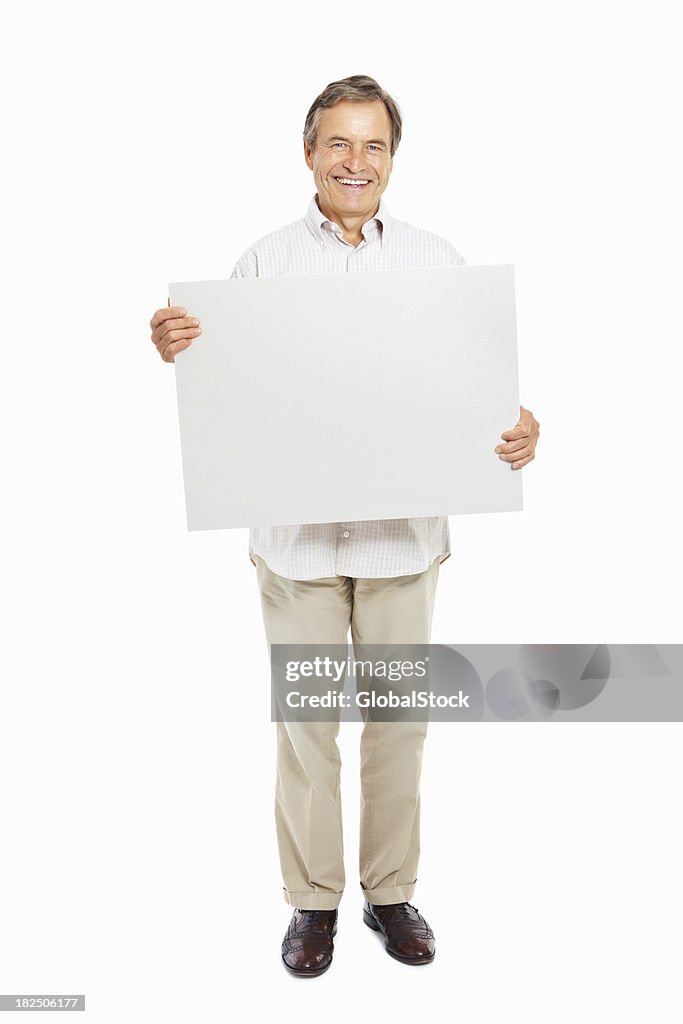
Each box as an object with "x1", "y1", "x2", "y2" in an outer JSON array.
[
  {"x1": 283, "y1": 888, "x2": 343, "y2": 910},
  {"x1": 361, "y1": 880, "x2": 417, "y2": 906}
]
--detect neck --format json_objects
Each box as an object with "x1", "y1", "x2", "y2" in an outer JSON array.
[{"x1": 316, "y1": 196, "x2": 379, "y2": 247}]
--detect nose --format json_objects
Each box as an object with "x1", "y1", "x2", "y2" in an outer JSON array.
[{"x1": 342, "y1": 147, "x2": 366, "y2": 174}]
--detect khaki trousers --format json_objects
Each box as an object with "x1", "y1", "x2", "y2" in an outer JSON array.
[{"x1": 252, "y1": 553, "x2": 440, "y2": 910}]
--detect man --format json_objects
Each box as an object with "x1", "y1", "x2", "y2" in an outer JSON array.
[{"x1": 150, "y1": 75, "x2": 540, "y2": 976}]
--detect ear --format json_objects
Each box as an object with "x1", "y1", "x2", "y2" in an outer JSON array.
[{"x1": 303, "y1": 137, "x2": 314, "y2": 171}]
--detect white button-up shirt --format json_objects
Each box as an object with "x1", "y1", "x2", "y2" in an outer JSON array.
[{"x1": 231, "y1": 195, "x2": 466, "y2": 581}]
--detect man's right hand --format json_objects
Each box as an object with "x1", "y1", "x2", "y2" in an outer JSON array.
[{"x1": 150, "y1": 305, "x2": 202, "y2": 363}]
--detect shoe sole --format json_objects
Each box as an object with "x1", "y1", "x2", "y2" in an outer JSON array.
[{"x1": 363, "y1": 909, "x2": 435, "y2": 965}]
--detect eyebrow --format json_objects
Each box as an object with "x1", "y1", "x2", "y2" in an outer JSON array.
[{"x1": 324, "y1": 135, "x2": 389, "y2": 146}]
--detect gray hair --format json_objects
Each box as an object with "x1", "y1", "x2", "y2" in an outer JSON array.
[{"x1": 303, "y1": 75, "x2": 403, "y2": 157}]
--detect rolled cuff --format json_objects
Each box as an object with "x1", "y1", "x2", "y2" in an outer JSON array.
[
  {"x1": 283, "y1": 887, "x2": 343, "y2": 910},
  {"x1": 361, "y1": 879, "x2": 417, "y2": 906}
]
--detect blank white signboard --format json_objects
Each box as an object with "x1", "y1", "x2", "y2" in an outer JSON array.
[{"x1": 170, "y1": 265, "x2": 522, "y2": 531}]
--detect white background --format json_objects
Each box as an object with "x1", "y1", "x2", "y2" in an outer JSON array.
[{"x1": 1, "y1": 1, "x2": 681, "y2": 1021}]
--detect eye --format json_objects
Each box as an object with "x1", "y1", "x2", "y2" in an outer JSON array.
[
  {"x1": 368, "y1": 145, "x2": 381, "y2": 151},
  {"x1": 331, "y1": 142, "x2": 348, "y2": 149}
]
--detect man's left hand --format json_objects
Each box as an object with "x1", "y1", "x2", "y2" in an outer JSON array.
[{"x1": 494, "y1": 406, "x2": 540, "y2": 470}]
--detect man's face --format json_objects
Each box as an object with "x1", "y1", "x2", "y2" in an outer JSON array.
[{"x1": 304, "y1": 100, "x2": 393, "y2": 223}]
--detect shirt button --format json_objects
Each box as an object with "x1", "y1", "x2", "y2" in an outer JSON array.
[{"x1": 343, "y1": 531, "x2": 350, "y2": 538}]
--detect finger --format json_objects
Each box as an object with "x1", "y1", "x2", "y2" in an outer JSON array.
[
  {"x1": 154, "y1": 316, "x2": 200, "y2": 341},
  {"x1": 152, "y1": 324, "x2": 201, "y2": 352},
  {"x1": 500, "y1": 422, "x2": 529, "y2": 441},
  {"x1": 510, "y1": 453, "x2": 535, "y2": 470},
  {"x1": 162, "y1": 337, "x2": 195, "y2": 363},
  {"x1": 502, "y1": 416, "x2": 540, "y2": 443},
  {"x1": 158, "y1": 329, "x2": 200, "y2": 358},
  {"x1": 495, "y1": 437, "x2": 528, "y2": 456},
  {"x1": 498, "y1": 446, "x2": 533, "y2": 463},
  {"x1": 155, "y1": 326, "x2": 202, "y2": 353},
  {"x1": 154, "y1": 317, "x2": 201, "y2": 343},
  {"x1": 150, "y1": 305, "x2": 187, "y2": 329}
]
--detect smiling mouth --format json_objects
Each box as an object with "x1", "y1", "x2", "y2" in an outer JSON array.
[{"x1": 334, "y1": 177, "x2": 371, "y2": 188}]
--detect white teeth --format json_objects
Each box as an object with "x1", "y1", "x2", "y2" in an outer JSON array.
[{"x1": 336, "y1": 178, "x2": 369, "y2": 186}]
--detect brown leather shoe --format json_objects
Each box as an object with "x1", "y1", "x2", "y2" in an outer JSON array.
[
  {"x1": 363, "y1": 901, "x2": 435, "y2": 964},
  {"x1": 281, "y1": 908, "x2": 338, "y2": 977}
]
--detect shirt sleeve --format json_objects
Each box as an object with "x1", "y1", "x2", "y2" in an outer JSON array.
[{"x1": 230, "y1": 248, "x2": 259, "y2": 279}]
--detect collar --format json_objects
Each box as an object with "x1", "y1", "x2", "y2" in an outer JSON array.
[{"x1": 304, "y1": 194, "x2": 393, "y2": 247}]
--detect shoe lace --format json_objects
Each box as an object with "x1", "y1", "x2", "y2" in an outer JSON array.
[
  {"x1": 378, "y1": 901, "x2": 419, "y2": 921},
  {"x1": 297, "y1": 909, "x2": 335, "y2": 932}
]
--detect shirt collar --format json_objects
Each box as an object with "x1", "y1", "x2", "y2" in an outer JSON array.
[{"x1": 304, "y1": 194, "x2": 393, "y2": 247}]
